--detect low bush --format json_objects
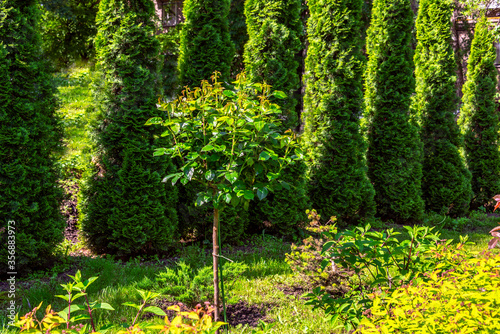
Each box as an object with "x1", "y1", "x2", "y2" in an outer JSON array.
[
  {"x1": 155, "y1": 261, "x2": 248, "y2": 306},
  {"x1": 296, "y1": 222, "x2": 472, "y2": 331},
  {"x1": 357, "y1": 251, "x2": 500, "y2": 333}
]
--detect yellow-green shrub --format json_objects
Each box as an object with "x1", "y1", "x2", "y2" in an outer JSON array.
[{"x1": 357, "y1": 252, "x2": 500, "y2": 333}]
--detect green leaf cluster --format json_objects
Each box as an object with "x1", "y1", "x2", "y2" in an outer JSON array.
[
  {"x1": 459, "y1": 16, "x2": 500, "y2": 210},
  {"x1": 243, "y1": 0, "x2": 303, "y2": 129},
  {"x1": 358, "y1": 251, "x2": 500, "y2": 333},
  {"x1": 303, "y1": 0, "x2": 376, "y2": 223},
  {"x1": 0, "y1": 0, "x2": 64, "y2": 273},
  {"x1": 413, "y1": 0, "x2": 472, "y2": 217},
  {"x1": 79, "y1": 0, "x2": 178, "y2": 256},
  {"x1": 364, "y1": 0, "x2": 424, "y2": 221},
  {"x1": 150, "y1": 72, "x2": 300, "y2": 212},
  {"x1": 303, "y1": 224, "x2": 471, "y2": 332},
  {"x1": 177, "y1": 0, "x2": 234, "y2": 88}
]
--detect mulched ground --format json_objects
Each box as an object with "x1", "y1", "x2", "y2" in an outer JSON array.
[{"x1": 143, "y1": 298, "x2": 273, "y2": 328}]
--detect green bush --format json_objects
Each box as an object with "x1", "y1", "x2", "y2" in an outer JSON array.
[
  {"x1": 228, "y1": 0, "x2": 248, "y2": 78},
  {"x1": 302, "y1": 0, "x2": 376, "y2": 222},
  {"x1": 79, "y1": 0, "x2": 178, "y2": 256},
  {"x1": 155, "y1": 261, "x2": 248, "y2": 306},
  {"x1": 177, "y1": 0, "x2": 234, "y2": 88},
  {"x1": 364, "y1": 0, "x2": 424, "y2": 221},
  {"x1": 413, "y1": 0, "x2": 472, "y2": 217},
  {"x1": 458, "y1": 16, "x2": 500, "y2": 211},
  {"x1": 0, "y1": 0, "x2": 64, "y2": 273},
  {"x1": 156, "y1": 23, "x2": 183, "y2": 99},
  {"x1": 243, "y1": 0, "x2": 303, "y2": 129},
  {"x1": 357, "y1": 251, "x2": 500, "y2": 333}
]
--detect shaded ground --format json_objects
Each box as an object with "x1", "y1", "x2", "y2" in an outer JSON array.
[{"x1": 60, "y1": 177, "x2": 80, "y2": 244}]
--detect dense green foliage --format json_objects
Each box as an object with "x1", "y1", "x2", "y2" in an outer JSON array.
[
  {"x1": 0, "y1": 0, "x2": 64, "y2": 272},
  {"x1": 244, "y1": 0, "x2": 308, "y2": 234},
  {"x1": 228, "y1": 0, "x2": 248, "y2": 77},
  {"x1": 177, "y1": 0, "x2": 234, "y2": 87},
  {"x1": 243, "y1": 0, "x2": 303, "y2": 128},
  {"x1": 80, "y1": 0, "x2": 178, "y2": 256},
  {"x1": 364, "y1": 0, "x2": 424, "y2": 221},
  {"x1": 459, "y1": 17, "x2": 500, "y2": 210},
  {"x1": 40, "y1": 0, "x2": 99, "y2": 67},
  {"x1": 413, "y1": 0, "x2": 472, "y2": 216},
  {"x1": 303, "y1": 0, "x2": 375, "y2": 222}
]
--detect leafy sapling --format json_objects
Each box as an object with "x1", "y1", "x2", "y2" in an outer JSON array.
[{"x1": 147, "y1": 71, "x2": 302, "y2": 322}]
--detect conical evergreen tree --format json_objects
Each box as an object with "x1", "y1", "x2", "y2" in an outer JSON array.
[
  {"x1": 80, "y1": 0, "x2": 178, "y2": 256},
  {"x1": 459, "y1": 16, "x2": 500, "y2": 210},
  {"x1": 177, "y1": 0, "x2": 234, "y2": 87},
  {"x1": 0, "y1": 0, "x2": 64, "y2": 272},
  {"x1": 244, "y1": 0, "x2": 308, "y2": 235},
  {"x1": 413, "y1": 0, "x2": 472, "y2": 216},
  {"x1": 243, "y1": 0, "x2": 303, "y2": 128},
  {"x1": 364, "y1": 0, "x2": 424, "y2": 221},
  {"x1": 303, "y1": 0, "x2": 375, "y2": 222}
]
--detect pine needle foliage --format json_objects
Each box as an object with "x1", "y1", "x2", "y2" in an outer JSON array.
[
  {"x1": 413, "y1": 0, "x2": 472, "y2": 216},
  {"x1": 243, "y1": 0, "x2": 303, "y2": 129},
  {"x1": 0, "y1": 0, "x2": 64, "y2": 272},
  {"x1": 302, "y1": 0, "x2": 375, "y2": 222},
  {"x1": 80, "y1": 0, "x2": 178, "y2": 256},
  {"x1": 364, "y1": 0, "x2": 424, "y2": 221},
  {"x1": 177, "y1": 0, "x2": 234, "y2": 88},
  {"x1": 459, "y1": 16, "x2": 500, "y2": 210}
]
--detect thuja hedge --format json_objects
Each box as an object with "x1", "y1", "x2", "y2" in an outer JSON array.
[
  {"x1": 244, "y1": 0, "x2": 303, "y2": 129},
  {"x1": 413, "y1": 0, "x2": 472, "y2": 216},
  {"x1": 459, "y1": 16, "x2": 500, "y2": 210},
  {"x1": 0, "y1": 0, "x2": 64, "y2": 273},
  {"x1": 79, "y1": 0, "x2": 178, "y2": 256},
  {"x1": 303, "y1": 0, "x2": 375, "y2": 222},
  {"x1": 177, "y1": 0, "x2": 234, "y2": 88},
  {"x1": 364, "y1": 0, "x2": 424, "y2": 221}
]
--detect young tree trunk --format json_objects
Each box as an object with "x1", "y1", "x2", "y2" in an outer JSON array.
[{"x1": 213, "y1": 208, "x2": 220, "y2": 324}]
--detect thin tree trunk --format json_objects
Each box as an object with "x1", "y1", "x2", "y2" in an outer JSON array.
[{"x1": 213, "y1": 207, "x2": 220, "y2": 325}]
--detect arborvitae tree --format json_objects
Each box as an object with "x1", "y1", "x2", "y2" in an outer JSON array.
[
  {"x1": 80, "y1": 0, "x2": 178, "y2": 256},
  {"x1": 0, "y1": 0, "x2": 64, "y2": 272},
  {"x1": 244, "y1": 0, "x2": 308, "y2": 235},
  {"x1": 177, "y1": 0, "x2": 234, "y2": 87},
  {"x1": 302, "y1": 0, "x2": 375, "y2": 222},
  {"x1": 244, "y1": 0, "x2": 303, "y2": 128},
  {"x1": 413, "y1": 0, "x2": 472, "y2": 216},
  {"x1": 459, "y1": 16, "x2": 500, "y2": 210},
  {"x1": 228, "y1": 0, "x2": 248, "y2": 77},
  {"x1": 364, "y1": 0, "x2": 424, "y2": 221}
]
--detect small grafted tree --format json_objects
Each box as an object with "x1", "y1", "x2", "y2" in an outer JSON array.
[
  {"x1": 0, "y1": 0, "x2": 64, "y2": 272},
  {"x1": 413, "y1": 0, "x2": 472, "y2": 216},
  {"x1": 303, "y1": 0, "x2": 375, "y2": 222},
  {"x1": 80, "y1": 0, "x2": 178, "y2": 255},
  {"x1": 459, "y1": 16, "x2": 500, "y2": 210},
  {"x1": 177, "y1": 0, "x2": 234, "y2": 87},
  {"x1": 364, "y1": 0, "x2": 425, "y2": 221},
  {"x1": 244, "y1": 0, "x2": 303, "y2": 128}
]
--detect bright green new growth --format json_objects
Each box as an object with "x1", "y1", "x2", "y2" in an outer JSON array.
[
  {"x1": 364, "y1": 0, "x2": 424, "y2": 221},
  {"x1": 243, "y1": 0, "x2": 303, "y2": 129},
  {"x1": 459, "y1": 17, "x2": 500, "y2": 210},
  {"x1": 80, "y1": 0, "x2": 178, "y2": 256},
  {"x1": 303, "y1": 0, "x2": 375, "y2": 222},
  {"x1": 177, "y1": 0, "x2": 234, "y2": 88},
  {"x1": 0, "y1": 0, "x2": 64, "y2": 272},
  {"x1": 413, "y1": 0, "x2": 472, "y2": 216}
]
